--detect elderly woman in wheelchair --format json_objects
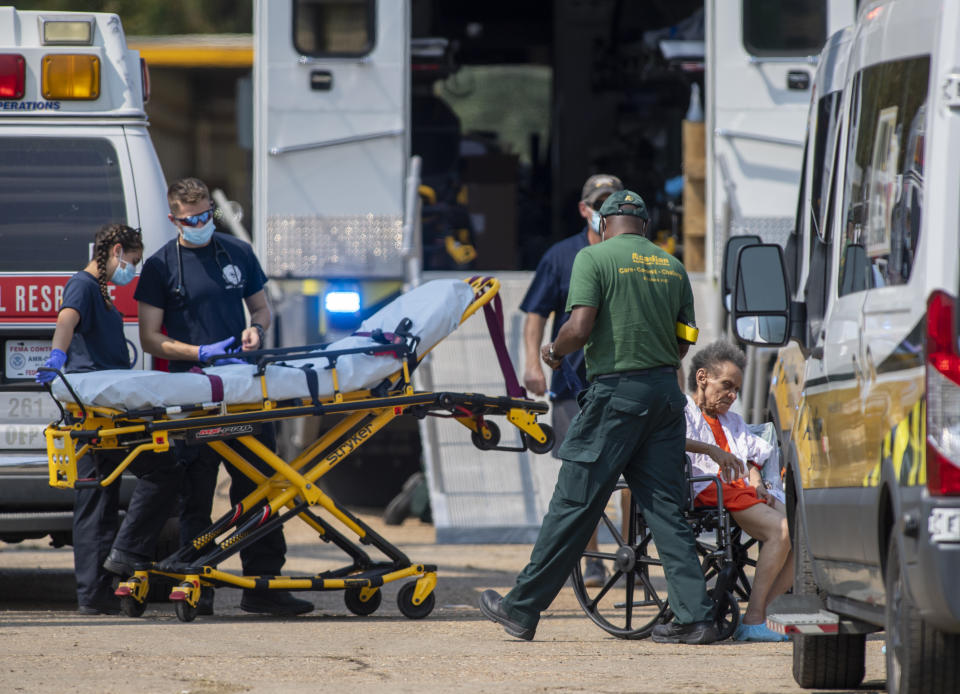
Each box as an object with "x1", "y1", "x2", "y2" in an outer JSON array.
[{"x1": 685, "y1": 340, "x2": 792, "y2": 642}]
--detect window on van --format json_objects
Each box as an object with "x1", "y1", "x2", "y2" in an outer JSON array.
[
  {"x1": 810, "y1": 91, "x2": 841, "y2": 241},
  {"x1": 0, "y1": 138, "x2": 127, "y2": 272},
  {"x1": 742, "y1": 0, "x2": 826, "y2": 57},
  {"x1": 837, "y1": 57, "x2": 929, "y2": 296},
  {"x1": 294, "y1": 0, "x2": 374, "y2": 57}
]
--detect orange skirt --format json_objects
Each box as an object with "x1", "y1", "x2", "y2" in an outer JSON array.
[{"x1": 695, "y1": 478, "x2": 765, "y2": 512}]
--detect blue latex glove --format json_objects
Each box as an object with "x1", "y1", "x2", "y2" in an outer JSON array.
[
  {"x1": 36, "y1": 348, "x2": 67, "y2": 384},
  {"x1": 198, "y1": 337, "x2": 245, "y2": 365}
]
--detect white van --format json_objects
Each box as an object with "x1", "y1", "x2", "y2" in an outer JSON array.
[
  {"x1": 732, "y1": 1, "x2": 960, "y2": 692},
  {"x1": 0, "y1": 8, "x2": 170, "y2": 544}
]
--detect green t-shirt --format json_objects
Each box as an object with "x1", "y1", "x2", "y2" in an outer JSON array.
[{"x1": 565, "y1": 234, "x2": 695, "y2": 380}]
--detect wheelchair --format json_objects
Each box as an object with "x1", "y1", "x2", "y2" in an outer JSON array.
[{"x1": 570, "y1": 463, "x2": 757, "y2": 640}]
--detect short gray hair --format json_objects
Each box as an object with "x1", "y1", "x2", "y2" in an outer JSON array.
[{"x1": 687, "y1": 340, "x2": 746, "y2": 392}]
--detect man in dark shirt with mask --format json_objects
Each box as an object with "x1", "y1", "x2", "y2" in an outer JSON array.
[{"x1": 123, "y1": 177, "x2": 312, "y2": 617}]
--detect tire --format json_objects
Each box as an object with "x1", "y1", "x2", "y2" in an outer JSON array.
[
  {"x1": 397, "y1": 581, "x2": 435, "y2": 619},
  {"x1": 791, "y1": 511, "x2": 865, "y2": 689},
  {"x1": 522, "y1": 423, "x2": 555, "y2": 455},
  {"x1": 175, "y1": 599, "x2": 198, "y2": 623},
  {"x1": 885, "y1": 536, "x2": 960, "y2": 694},
  {"x1": 708, "y1": 588, "x2": 740, "y2": 642},
  {"x1": 571, "y1": 490, "x2": 670, "y2": 639},
  {"x1": 120, "y1": 595, "x2": 147, "y2": 618},
  {"x1": 344, "y1": 587, "x2": 382, "y2": 616},
  {"x1": 470, "y1": 421, "x2": 500, "y2": 450}
]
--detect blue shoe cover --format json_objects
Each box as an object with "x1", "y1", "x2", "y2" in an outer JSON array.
[{"x1": 733, "y1": 622, "x2": 789, "y2": 642}]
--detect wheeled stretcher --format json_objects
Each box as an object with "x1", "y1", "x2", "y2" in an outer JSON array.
[{"x1": 43, "y1": 277, "x2": 553, "y2": 621}]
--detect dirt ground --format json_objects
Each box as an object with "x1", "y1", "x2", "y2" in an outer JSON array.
[{"x1": 0, "y1": 483, "x2": 887, "y2": 694}]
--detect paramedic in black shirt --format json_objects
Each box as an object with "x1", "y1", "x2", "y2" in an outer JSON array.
[
  {"x1": 38, "y1": 224, "x2": 181, "y2": 615},
  {"x1": 128, "y1": 177, "x2": 312, "y2": 617}
]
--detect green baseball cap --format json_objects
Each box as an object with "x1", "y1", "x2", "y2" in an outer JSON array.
[{"x1": 598, "y1": 189, "x2": 649, "y2": 220}]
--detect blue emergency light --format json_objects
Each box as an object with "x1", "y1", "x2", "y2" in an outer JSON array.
[{"x1": 324, "y1": 290, "x2": 361, "y2": 314}]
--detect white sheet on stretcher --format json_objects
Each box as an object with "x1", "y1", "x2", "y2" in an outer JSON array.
[{"x1": 52, "y1": 279, "x2": 476, "y2": 411}]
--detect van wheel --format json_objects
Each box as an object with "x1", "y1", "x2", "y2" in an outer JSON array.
[
  {"x1": 791, "y1": 510, "x2": 865, "y2": 689},
  {"x1": 885, "y1": 536, "x2": 960, "y2": 694}
]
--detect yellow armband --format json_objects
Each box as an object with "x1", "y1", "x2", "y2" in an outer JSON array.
[{"x1": 676, "y1": 321, "x2": 699, "y2": 344}]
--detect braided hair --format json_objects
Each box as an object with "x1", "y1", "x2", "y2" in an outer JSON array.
[{"x1": 92, "y1": 224, "x2": 143, "y2": 309}]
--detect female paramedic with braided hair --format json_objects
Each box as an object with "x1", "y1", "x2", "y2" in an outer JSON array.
[{"x1": 37, "y1": 224, "x2": 182, "y2": 615}]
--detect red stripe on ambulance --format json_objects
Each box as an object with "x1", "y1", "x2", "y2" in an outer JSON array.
[{"x1": 0, "y1": 274, "x2": 139, "y2": 322}]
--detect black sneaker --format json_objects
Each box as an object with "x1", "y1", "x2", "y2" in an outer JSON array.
[
  {"x1": 651, "y1": 620, "x2": 719, "y2": 645},
  {"x1": 383, "y1": 472, "x2": 424, "y2": 526},
  {"x1": 103, "y1": 548, "x2": 149, "y2": 577},
  {"x1": 240, "y1": 590, "x2": 314, "y2": 616},
  {"x1": 77, "y1": 598, "x2": 120, "y2": 615}
]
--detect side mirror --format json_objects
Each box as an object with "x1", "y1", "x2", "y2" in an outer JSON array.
[
  {"x1": 732, "y1": 244, "x2": 790, "y2": 346},
  {"x1": 722, "y1": 235, "x2": 762, "y2": 313}
]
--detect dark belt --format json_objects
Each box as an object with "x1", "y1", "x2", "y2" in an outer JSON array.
[{"x1": 593, "y1": 366, "x2": 676, "y2": 382}]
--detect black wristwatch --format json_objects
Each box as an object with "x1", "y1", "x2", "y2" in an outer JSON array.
[{"x1": 250, "y1": 322, "x2": 266, "y2": 347}]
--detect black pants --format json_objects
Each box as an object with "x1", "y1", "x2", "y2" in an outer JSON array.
[
  {"x1": 176, "y1": 423, "x2": 286, "y2": 576},
  {"x1": 73, "y1": 450, "x2": 182, "y2": 607}
]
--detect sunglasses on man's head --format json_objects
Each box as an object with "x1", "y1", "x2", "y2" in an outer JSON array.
[{"x1": 173, "y1": 207, "x2": 214, "y2": 227}]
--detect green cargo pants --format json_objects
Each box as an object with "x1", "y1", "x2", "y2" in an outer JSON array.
[{"x1": 500, "y1": 369, "x2": 714, "y2": 630}]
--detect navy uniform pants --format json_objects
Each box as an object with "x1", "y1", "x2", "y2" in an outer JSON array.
[
  {"x1": 176, "y1": 423, "x2": 287, "y2": 576},
  {"x1": 501, "y1": 369, "x2": 714, "y2": 630},
  {"x1": 73, "y1": 450, "x2": 181, "y2": 608}
]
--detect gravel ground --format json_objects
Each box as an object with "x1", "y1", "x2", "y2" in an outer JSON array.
[{"x1": 0, "y1": 493, "x2": 887, "y2": 694}]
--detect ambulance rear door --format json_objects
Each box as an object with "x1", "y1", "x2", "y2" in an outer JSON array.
[
  {"x1": 254, "y1": 0, "x2": 410, "y2": 280},
  {"x1": 706, "y1": 0, "x2": 855, "y2": 275}
]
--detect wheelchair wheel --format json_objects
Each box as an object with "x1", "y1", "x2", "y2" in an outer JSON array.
[
  {"x1": 708, "y1": 587, "x2": 740, "y2": 641},
  {"x1": 571, "y1": 491, "x2": 670, "y2": 639}
]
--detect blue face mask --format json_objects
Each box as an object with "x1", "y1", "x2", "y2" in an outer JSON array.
[
  {"x1": 590, "y1": 210, "x2": 602, "y2": 232},
  {"x1": 181, "y1": 220, "x2": 215, "y2": 245},
  {"x1": 111, "y1": 255, "x2": 136, "y2": 286}
]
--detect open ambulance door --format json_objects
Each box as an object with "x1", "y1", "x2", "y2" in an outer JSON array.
[
  {"x1": 706, "y1": 0, "x2": 855, "y2": 276},
  {"x1": 253, "y1": 0, "x2": 410, "y2": 281}
]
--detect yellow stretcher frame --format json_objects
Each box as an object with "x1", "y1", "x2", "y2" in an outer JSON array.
[{"x1": 42, "y1": 277, "x2": 551, "y2": 622}]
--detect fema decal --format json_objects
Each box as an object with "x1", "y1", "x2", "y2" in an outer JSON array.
[{"x1": 0, "y1": 101, "x2": 61, "y2": 111}]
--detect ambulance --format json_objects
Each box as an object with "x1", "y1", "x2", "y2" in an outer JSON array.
[
  {"x1": 0, "y1": 8, "x2": 170, "y2": 545},
  {"x1": 731, "y1": 1, "x2": 960, "y2": 691}
]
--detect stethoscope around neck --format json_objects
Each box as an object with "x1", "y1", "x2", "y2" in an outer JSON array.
[{"x1": 173, "y1": 236, "x2": 237, "y2": 301}]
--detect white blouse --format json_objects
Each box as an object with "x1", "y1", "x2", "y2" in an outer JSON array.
[{"x1": 684, "y1": 394, "x2": 773, "y2": 498}]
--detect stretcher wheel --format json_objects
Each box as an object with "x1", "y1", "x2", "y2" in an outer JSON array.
[
  {"x1": 523, "y1": 424, "x2": 555, "y2": 454},
  {"x1": 470, "y1": 421, "x2": 501, "y2": 450},
  {"x1": 174, "y1": 597, "x2": 198, "y2": 623},
  {"x1": 120, "y1": 595, "x2": 147, "y2": 618},
  {"x1": 345, "y1": 587, "x2": 382, "y2": 616},
  {"x1": 709, "y1": 588, "x2": 740, "y2": 641},
  {"x1": 397, "y1": 581, "x2": 435, "y2": 619}
]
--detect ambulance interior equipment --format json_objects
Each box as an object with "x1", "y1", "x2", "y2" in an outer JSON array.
[{"x1": 41, "y1": 278, "x2": 553, "y2": 621}]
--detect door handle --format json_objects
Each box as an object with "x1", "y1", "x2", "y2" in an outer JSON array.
[{"x1": 787, "y1": 70, "x2": 810, "y2": 90}]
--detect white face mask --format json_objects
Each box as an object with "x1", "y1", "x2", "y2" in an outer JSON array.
[{"x1": 590, "y1": 210, "x2": 602, "y2": 232}]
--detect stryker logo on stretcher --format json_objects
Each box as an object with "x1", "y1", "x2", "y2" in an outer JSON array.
[
  {"x1": 0, "y1": 101, "x2": 60, "y2": 111},
  {"x1": 0, "y1": 275, "x2": 138, "y2": 321}
]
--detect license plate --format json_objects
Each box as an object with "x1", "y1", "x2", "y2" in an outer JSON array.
[
  {"x1": 5, "y1": 339, "x2": 52, "y2": 379},
  {"x1": 928, "y1": 508, "x2": 960, "y2": 543},
  {"x1": 0, "y1": 423, "x2": 49, "y2": 449},
  {"x1": 0, "y1": 393, "x2": 61, "y2": 422}
]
